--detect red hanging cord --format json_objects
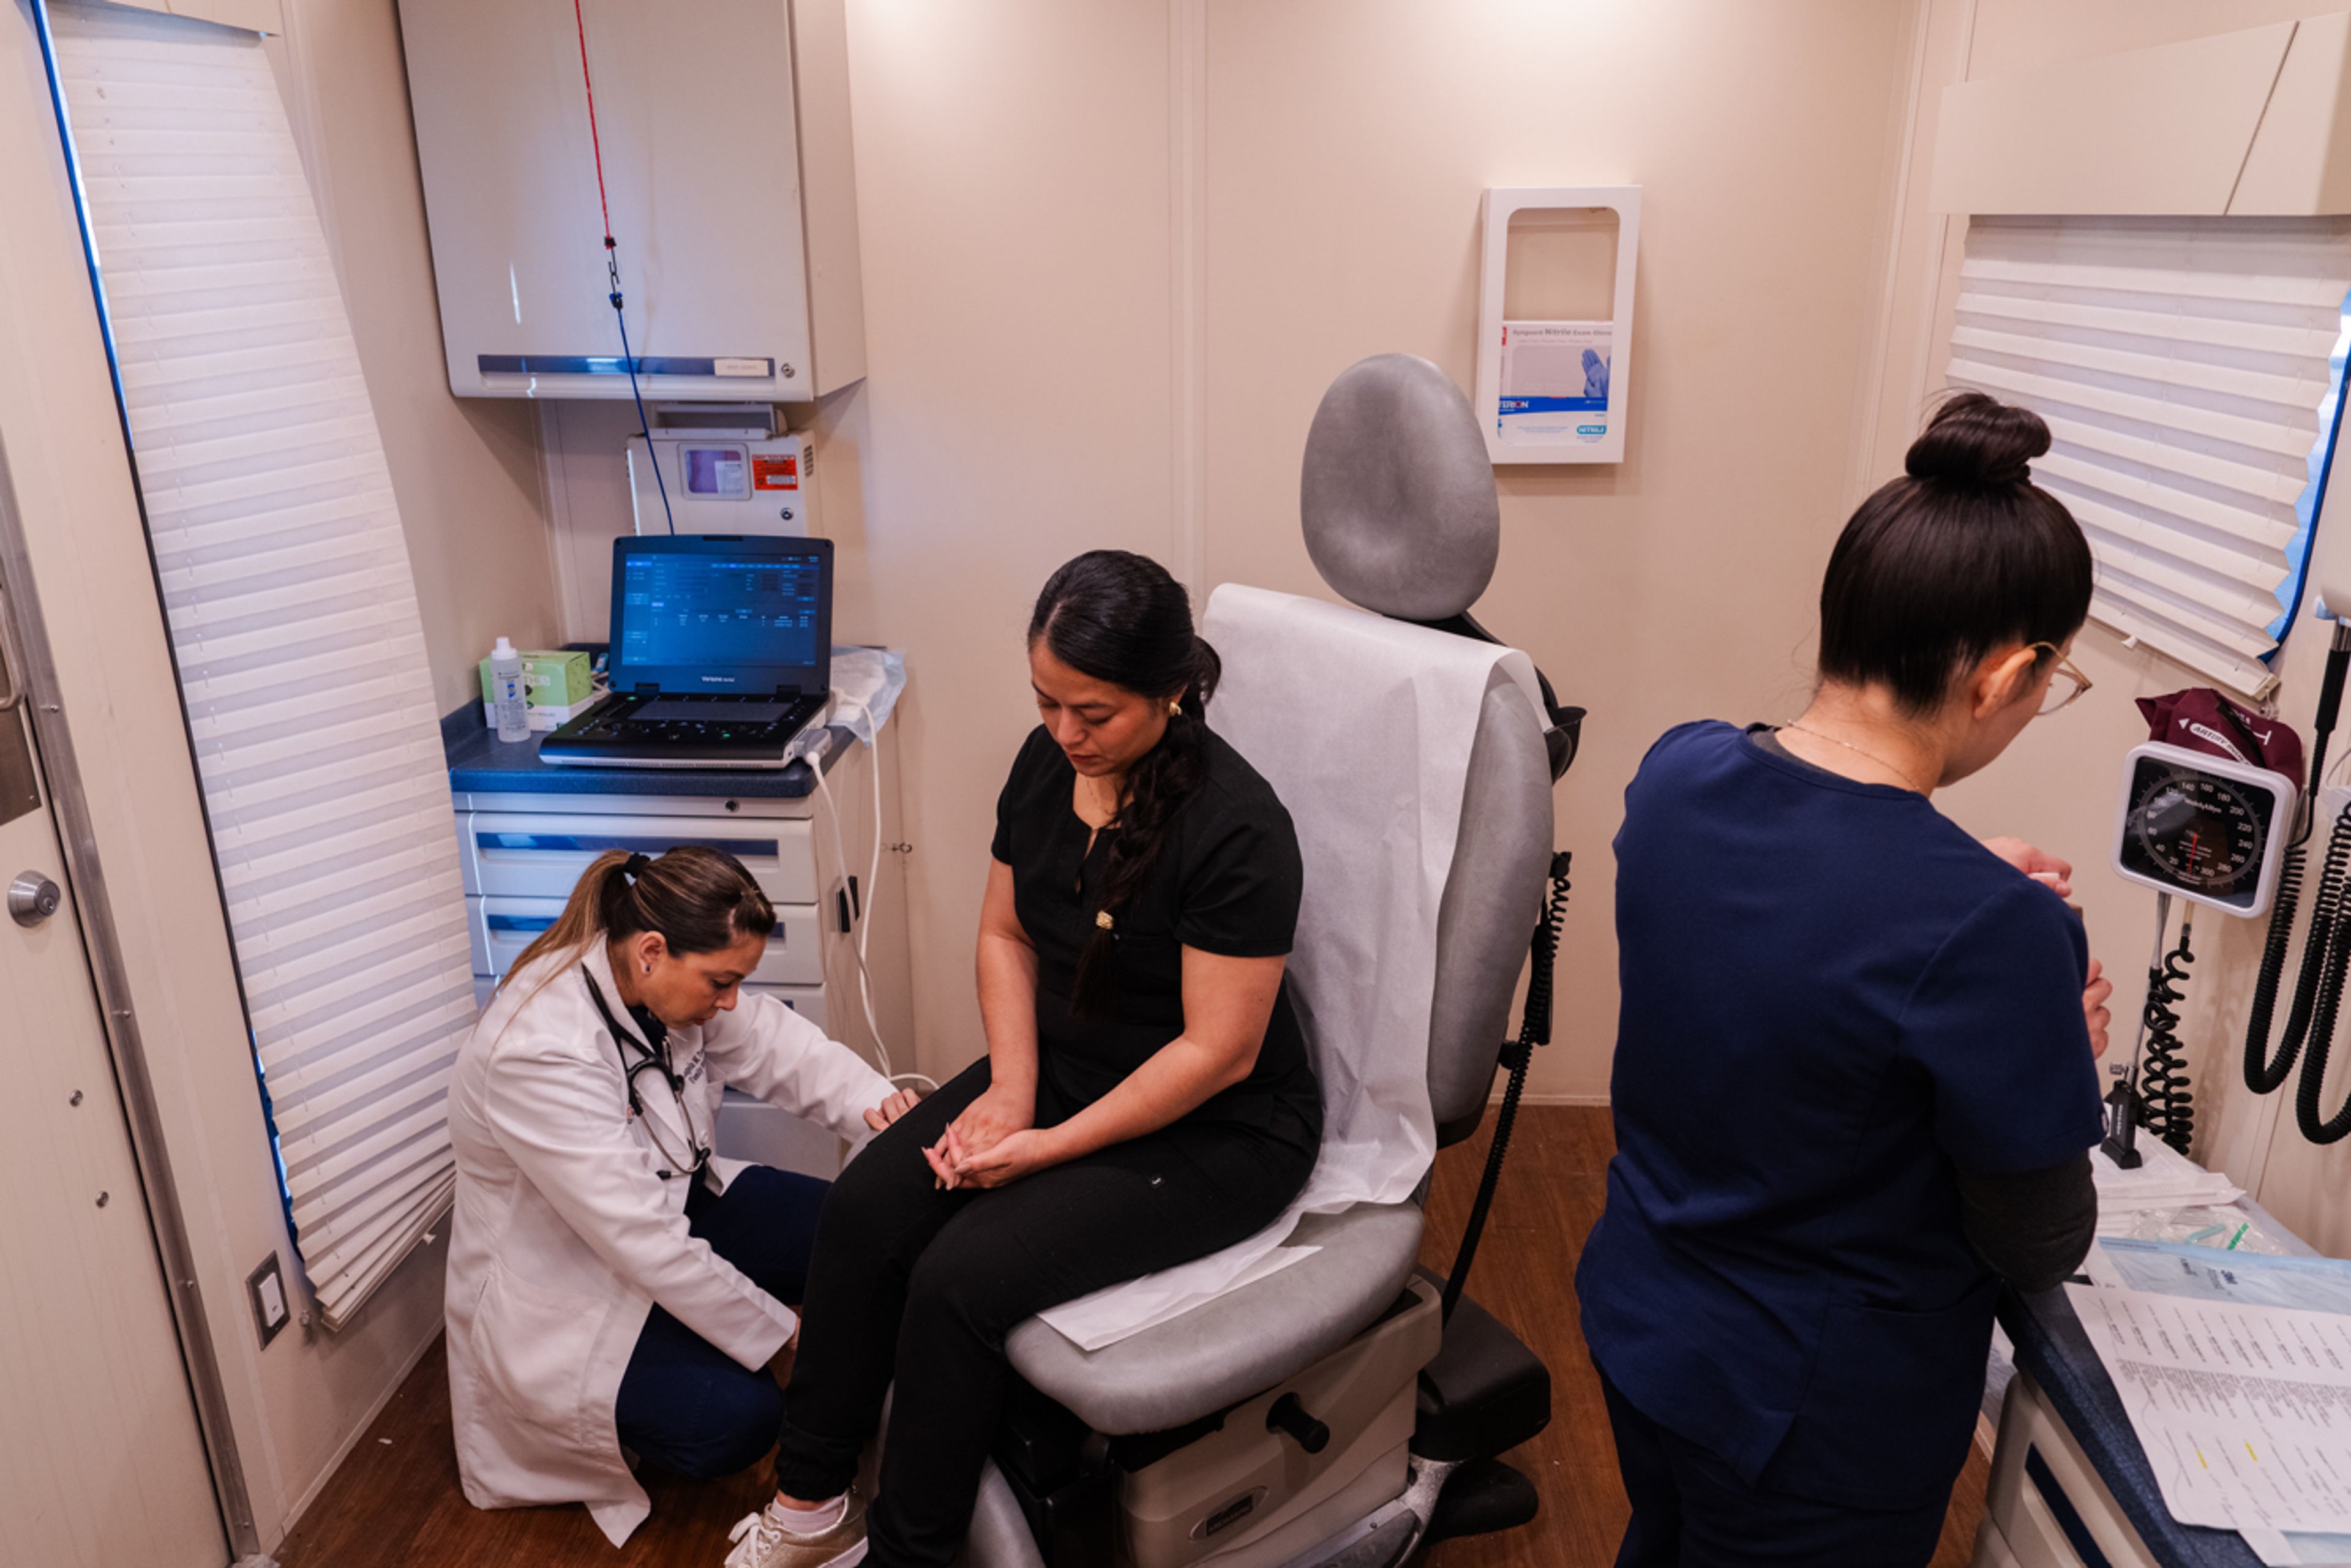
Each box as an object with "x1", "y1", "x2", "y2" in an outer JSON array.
[{"x1": 572, "y1": 0, "x2": 614, "y2": 245}]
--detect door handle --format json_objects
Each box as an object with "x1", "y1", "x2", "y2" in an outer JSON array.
[
  {"x1": 0, "y1": 576, "x2": 24, "y2": 715},
  {"x1": 9, "y1": 871, "x2": 61, "y2": 927}
]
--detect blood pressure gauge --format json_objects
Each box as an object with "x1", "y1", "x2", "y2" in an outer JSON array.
[{"x1": 2112, "y1": 740, "x2": 2297, "y2": 917}]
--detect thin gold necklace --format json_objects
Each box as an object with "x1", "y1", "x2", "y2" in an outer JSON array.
[{"x1": 1780, "y1": 721, "x2": 1933, "y2": 795}]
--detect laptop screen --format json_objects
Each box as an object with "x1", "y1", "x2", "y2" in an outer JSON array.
[{"x1": 608, "y1": 535, "x2": 833, "y2": 695}]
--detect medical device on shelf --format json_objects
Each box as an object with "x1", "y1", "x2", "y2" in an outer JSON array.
[
  {"x1": 2105, "y1": 736, "x2": 2298, "y2": 1168},
  {"x1": 626, "y1": 405, "x2": 817, "y2": 538}
]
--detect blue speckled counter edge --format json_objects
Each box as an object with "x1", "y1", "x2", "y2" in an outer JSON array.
[{"x1": 442, "y1": 703, "x2": 852, "y2": 798}]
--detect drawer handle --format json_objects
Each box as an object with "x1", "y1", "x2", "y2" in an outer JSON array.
[{"x1": 476, "y1": 833, "x2": 780, "y2": 858}]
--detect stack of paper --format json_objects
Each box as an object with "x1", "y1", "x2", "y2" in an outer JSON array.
[
  {"x1": 2072, "y1": 1240, "x2": 2351, "y2": 1564},
  {"x1": 2091, "y1": 1137, "x2": 2243, "y2": 1221}
]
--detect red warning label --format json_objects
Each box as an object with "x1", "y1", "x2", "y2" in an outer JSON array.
[{"x1": 752, "y1": 455, "x2": 800, "y2": 490}]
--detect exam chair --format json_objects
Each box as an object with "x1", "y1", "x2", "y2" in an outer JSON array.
[{"x1": 961, "y1": 354, "x2": 1580, "y2": 1568}]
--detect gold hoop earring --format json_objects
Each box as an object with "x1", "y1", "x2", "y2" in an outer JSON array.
[{"x1": 1167, "y1": 697, "x2": 1183, "y2": 716}]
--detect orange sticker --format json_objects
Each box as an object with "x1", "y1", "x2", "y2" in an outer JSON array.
[{"x1": 752, "y1": 455, "x2": 800, "y2": 490}]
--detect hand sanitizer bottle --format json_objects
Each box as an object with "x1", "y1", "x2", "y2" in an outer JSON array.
[{"x1": 490, "y1": 637, "x2": 530, "y2": 742}]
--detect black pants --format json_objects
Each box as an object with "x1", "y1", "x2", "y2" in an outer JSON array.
[
  {"x1": 612, "y1": 1164, "x2": 829, "y2": 1478},
  {"x1": 775, "y1": 1059, "x2": 1316, "y2": 1567},
  {"x1": 1598, "y1": 1364, "x2": 1948, "y2": 1568}
]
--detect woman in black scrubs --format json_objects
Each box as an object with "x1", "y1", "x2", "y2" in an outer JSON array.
[{"x1": 724, "y1": 550, "x2": 1323, "y2": 1568}]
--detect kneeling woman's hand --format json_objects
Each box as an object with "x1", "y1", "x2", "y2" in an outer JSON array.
[
  {"x1": 864, "y1": 1086, "x2": 928, "y2": 1132},
  {"x1": 926, "y1": 1123, "x2": 1059, "y2": 1190}
]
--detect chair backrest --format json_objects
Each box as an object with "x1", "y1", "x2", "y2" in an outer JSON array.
[
  {"x1": 1427, "y1": 671, "x2": 1554, "y2": 1140},
  {"x1": 1202, "y1": 587, "x2": 1552, "y2": 1199},
  {"x1": 1293, "y1": 350, "x2": 1559, "y2": 1145}
]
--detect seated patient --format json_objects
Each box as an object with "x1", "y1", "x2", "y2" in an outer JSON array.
[
  {"x1": 725, "y1": 549, "x2": 1324, "y2": 1568},
  {"x1": 1578, "y1": 393, "x2": 2114, "y2": 1568}
]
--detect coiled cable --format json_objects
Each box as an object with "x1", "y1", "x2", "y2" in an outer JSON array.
[
  {"x1": 2296, "y1": 803, "x2": 2351, "y2": 1143},
  {"x1": 2138, "y1": 915, "x2": 2195, "y2": 1155},
  {"x1": 1441, "y1": 851, "x2": 1572, "y2": 1321},
  {"x1": 2246, "y1": 622, "x2": 2351, "y2": 1095}
]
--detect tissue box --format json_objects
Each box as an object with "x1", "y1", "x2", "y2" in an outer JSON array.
[{"x1": 479, "y1": 649, "x2": 601, "y2": 731}]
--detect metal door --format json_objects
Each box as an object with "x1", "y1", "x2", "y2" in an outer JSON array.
[{"x1": 0, "y1": 563, "x2": 225, "y2": 1562}]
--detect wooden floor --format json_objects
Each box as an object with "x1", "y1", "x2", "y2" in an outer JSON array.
[{"x1": 276, "y1": 1107, "x2": 1987, "y2": 1567}]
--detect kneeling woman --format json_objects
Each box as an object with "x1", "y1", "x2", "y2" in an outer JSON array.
[
  {"x1": 724, "y1": 551, "x2": 1324, "y2": 1568},
  {"x1": 445, "y1": 847, "x2": 919, "y2": 1546}
]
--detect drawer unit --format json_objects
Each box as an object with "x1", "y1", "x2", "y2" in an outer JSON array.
[
  {"x1": 468, "y1": 895, "x2": 823, "y2": 988},
  {"x1": 747, "y1": 983, "x2": 828, "y2": 1030},
  {"x1": 459, "y1": 811, "x2": 817, "y2": 902},
  {"x1": 448, "y1": 721, "x2": 917, "y2": 1087}
]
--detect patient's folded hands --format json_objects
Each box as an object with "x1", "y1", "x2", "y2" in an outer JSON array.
[{"x1": 928, "y1": 1123, "x2": 1056, "y2": 1191}]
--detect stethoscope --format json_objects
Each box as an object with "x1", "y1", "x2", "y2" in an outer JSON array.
[{"x1": 582, "y1": 965, "x2": 712, "y2": 1182}]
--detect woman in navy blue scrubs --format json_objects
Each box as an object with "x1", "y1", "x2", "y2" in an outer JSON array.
[{"x1": 1577, "y1": 392, "x2": 2117, "y2": 1566}]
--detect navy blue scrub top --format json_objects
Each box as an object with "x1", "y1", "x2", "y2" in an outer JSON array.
[{"x1": 1576, "y1": 721, "x2": 2104, "y2": 1510}]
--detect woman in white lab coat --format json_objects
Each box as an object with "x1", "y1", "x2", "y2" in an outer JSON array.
[{"x1": 444, "y1": 846, "x2": 918, "y2": 1547}]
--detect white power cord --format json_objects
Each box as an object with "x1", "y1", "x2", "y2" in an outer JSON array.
[{"x1": 804, "y1": 729, "x2": 938, "y2": 1095}]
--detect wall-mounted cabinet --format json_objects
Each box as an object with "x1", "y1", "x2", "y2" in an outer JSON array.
[{"x1": 397, "y1": 0, "x2": 866, "y2": 402}]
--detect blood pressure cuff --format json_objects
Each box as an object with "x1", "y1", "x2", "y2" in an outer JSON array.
[{"x1": 2136, "y1": 688, "x2": 2303, "y2": 784}]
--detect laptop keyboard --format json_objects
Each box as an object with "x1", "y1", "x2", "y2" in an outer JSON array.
[{"x1": 572, "y1": 694, "x2": 820, "y2": 744}]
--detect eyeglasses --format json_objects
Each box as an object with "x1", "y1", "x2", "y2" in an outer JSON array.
[{"x1": 2028, "y1": 642, "x2": 2093, "y2": 715}]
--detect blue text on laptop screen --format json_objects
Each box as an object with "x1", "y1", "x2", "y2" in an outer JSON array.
[{"x1": 618, "y1": 552, "x2": 823, "y2": 673}]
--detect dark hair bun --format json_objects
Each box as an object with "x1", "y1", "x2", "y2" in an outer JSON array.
[{"x1": 1905, "y1": 389, "x2": 2049, "y2": 489}]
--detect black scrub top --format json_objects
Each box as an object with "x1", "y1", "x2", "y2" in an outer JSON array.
[{"x1": 989, "y1": 724, "x2": 1322, "y2": 1155}]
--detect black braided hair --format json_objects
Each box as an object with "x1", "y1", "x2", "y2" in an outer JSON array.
[{"x1": 1029, "y1": 550, "x2": 1220, "y2": 1018}]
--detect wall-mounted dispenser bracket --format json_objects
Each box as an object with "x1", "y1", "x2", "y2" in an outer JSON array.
[{"x1": 1474, "y1": 186, "x2": 1640, "y2": 466}]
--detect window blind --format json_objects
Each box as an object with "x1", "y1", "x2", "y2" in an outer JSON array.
[
  {"x1": 1946, "y1": 215, "x2": 2351, "y2": 700},
  {"x1": 49, "y1": 4, "x2": 474, "y2": 1328}
]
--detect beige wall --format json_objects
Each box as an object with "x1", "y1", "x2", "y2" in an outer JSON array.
[
  {"x1": 1869, "y1": 0, "x2": 2351, "y2": 1255},
  {"x1": 269, "y1": 0, "x2": 562, "y2": 716},
  {"x1": 857, "y1": 0, "x2": 1919, "y2": 1098}
]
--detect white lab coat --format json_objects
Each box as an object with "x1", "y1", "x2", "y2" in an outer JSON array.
[{"x1": 444, "y1": 940, "x2": 893, "y2": 1545}]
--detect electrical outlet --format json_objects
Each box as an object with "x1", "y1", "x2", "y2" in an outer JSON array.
[{"x1": 247, "y1": 1253, "x2": 290, "y2": 1348}]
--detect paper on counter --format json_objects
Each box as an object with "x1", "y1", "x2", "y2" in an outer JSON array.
[
  {"x1": 2093, "y1": 1136, "x2": 2243, "y2": 1217},
  {"x1": 2068, "y1": 1281, "x2": 2351, "y2": 1532}
]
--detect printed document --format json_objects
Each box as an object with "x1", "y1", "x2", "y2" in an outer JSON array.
[{"x1": 2069, "y1": 1281, "x2": 2351, "y2": 1532}]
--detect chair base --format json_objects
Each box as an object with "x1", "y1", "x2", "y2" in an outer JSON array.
[
  {"x1": 1411, "y1": 1281, "x2": 1552, "y2": 1463},
  {"x1": 1425, "y1": 1457, "x2": 1540, "y2": 1543},
  {"x1": 992, "y1": 1276, "x2": 1442, "y2": 1568},
  {"x1": 985, "y1": 1280, "x2": 1554, "y2": 1568}
]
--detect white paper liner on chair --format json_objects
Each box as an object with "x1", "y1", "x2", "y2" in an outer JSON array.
[{"x1": 1035, "y1": 585, "x2": 1547, "y2": 1350}]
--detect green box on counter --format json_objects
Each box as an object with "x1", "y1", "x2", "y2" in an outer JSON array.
[{"x1": 478, "y1": 648, "x2": 596, "y2": 709}]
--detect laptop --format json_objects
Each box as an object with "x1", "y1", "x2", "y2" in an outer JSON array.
[{"x1": 539, "y1": 534, "x2": 833, "y2": 770}]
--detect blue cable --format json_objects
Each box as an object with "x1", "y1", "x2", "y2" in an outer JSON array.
[{"x1": 611, "y1": 290, "x2": 677, "y2": 541}]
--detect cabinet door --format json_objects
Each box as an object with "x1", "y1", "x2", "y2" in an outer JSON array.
[{"x1": 399, "y1": 0, "x2": 814, "y2": 402}]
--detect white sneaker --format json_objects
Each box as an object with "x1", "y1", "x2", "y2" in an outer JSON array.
[{"x1": 722, "y1": 1493, "x2": 868, "y2": 1568}]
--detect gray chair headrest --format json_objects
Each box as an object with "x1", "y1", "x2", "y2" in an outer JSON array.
[{"x1": 1300, "y1": 353, "x2": 1499, "y2": 621}]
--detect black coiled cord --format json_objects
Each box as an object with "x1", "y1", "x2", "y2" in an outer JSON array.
[
  {"x1": 2296, "y1": 803, "x2": 2351, "y2": 1144},
  {"x1": 2138, "y1": 920, "x2": 2195, "y2": 1155},
  {"x1": 2241, "y1": 809, "x2": 2351, "y2": 1097},
  {"x1": 1441, "y1": 851, "x2": 1572, "y2": 1321},
  {"x1": 2243, "y1": 842, "x2": 2311, "y2": 1093}
]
